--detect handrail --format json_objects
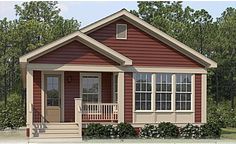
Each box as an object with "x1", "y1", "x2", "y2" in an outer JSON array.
[{"x1": 82, "y1": 103, "x2": 118, "y2": 121}]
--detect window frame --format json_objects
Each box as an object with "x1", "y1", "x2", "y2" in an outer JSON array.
[
  {"x1": 155, "y1": 73, "x2": 174, "y2": 112},
  {"x1": 80, "y1": 73, "x2": 102, "y2": 103},
  {"x1": 116, "y1": 24, "x2": 127, "y2": 39},
  {"x1": 175, "y1": 74, "x2": 195, "y2": 112},
  {"x1": 134, "y1": 73, "x2": 153, "y2": 112}
]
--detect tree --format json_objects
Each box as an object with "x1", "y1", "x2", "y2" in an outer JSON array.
[{"x1": 0, "y1": 1, "x2": 80, "y2": 106}]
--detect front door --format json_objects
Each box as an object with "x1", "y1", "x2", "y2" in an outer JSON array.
[{"x1": 45, "y1": 75, "x2": 61, "y2": 122}]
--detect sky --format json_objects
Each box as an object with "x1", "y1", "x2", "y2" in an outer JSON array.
[{"x1": 0, "y1": 1, "x2": 236, "y2": 27}]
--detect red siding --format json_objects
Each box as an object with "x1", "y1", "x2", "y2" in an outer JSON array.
[
  {"x1": 33, "y1": 71, "x2": 41, "y2": 123},
  {"x1": 124, "y1": 72, "x2": 133, "y2": 123},
  {"x1": 64, "y1": 71, "x2": 80, "y2": 122},
  {"x1": 89, "y1": 19, "x2": 204, "y2": 67},
  {"x1": 195, "y1": 74, "x2": 202, "y2": 123},
  {"x1": 30, "y1": 41, "x2": 118, "y2": 65},
  {"x1": 102, "y1": 72, "x2": 113, "y2": 103}
]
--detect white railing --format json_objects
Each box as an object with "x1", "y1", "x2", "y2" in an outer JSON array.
[{"x1": 82, "y1": 103, "x2": 118, "y2": 121}]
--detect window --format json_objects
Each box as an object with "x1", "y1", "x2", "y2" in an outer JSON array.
[
  {"x1": 46, "y1": 76, "x2": 60, "y2": 106},
  {"x1": 135, "y1": 73, "x2": 152, "y2": 110},
  {"x1": 116, "y1": 24, "x2": 127, "y2": 39},
  {"x1": 156, "y1": 74, "x2": 172, "y2": 110},
  {"x1": 81, "y1": 74, "x2": 101, "y2": 103},
  {"x1": 176, "y1": 74, "x2": 192, "y2": 110}
]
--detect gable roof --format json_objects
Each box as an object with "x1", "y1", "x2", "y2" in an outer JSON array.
[
  {"x1": 19, "y1": 31, "x2": 132, "y2": 66},
  {"x1": 81, "y1": 9, "x2": 217, "y2": 68}
]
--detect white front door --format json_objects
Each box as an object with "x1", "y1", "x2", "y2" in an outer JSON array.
[{"x1": 80, "y1": 73, "x2": 101, "y2": 103}]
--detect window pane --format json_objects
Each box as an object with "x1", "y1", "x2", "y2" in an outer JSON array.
[
  {"x1": 135, "y1": 73, "x2": 152, "y2": 110},
  {"x1": 187, "y1": 102, "x2": 191, "y2": 110},
  {"x1": 156, "y1": 84, "x2": 161, "y2": 91},
  {"x1": 82, "y1": 75, "x2": 100, "y2": 103},
  {"x1": 187, "y1": 84, "x2": 191, "y2": 92},
  {"x1": 167, "y1": 102, "x2": 171, "y2": 110},
  {"x1": 161, "y1": 102, "x2": 166, "y2": 110},
  {"x1": 176, "y1": 102, "x2": 180, "y2": 110},
  {"x1": 167, "y1": 93, "x2": 171, "y2": 101},
  {"x1": 187, "y1": 94, "x2": 191, "y2": 101},
  {"x1": 136, "y1": 83, "x2": 140, "y2": 91},
  {"x1": 135, "y1": 102, "x2": 140, "y2": 110},
  {"x1": 156, "y1": 93, "x2": 160, "y2": 101},
  {"x1": 156, "y1": 102, "x2": 160, "y2": 110},
  {"x1": 167, "y1": 84, "x2": 171, "y2": 91}
]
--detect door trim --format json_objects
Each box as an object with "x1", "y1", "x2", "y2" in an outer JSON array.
[
  {"x1": 80, "y1": 73, "x2": 102, "y2": 103},
  {"x1": 41, "y1": 71, "x2": 64, "y2": 122}
]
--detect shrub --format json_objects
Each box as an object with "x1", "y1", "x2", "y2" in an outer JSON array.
[
  {"x1": 200, "y1": 123, "x2": 221, "y2": 138},
  {"x1": 0, "y1": 94, "x2": 25, "y2": 130},
  {"x1": 180, "y1": 123, "x2": 200, "y2": 139},
  {"x1": 84, "y1": 123, "x2": 104, "y2": 138},
  {"x1": 158, "y1": 122, "x2": 179, "y2": 138},
  {"x1": 207, "y1": 97, "x2": 236, "y2": 128},
  {"x1": 116, "y1": 122, "x2": 136, "y2": 138},
  {"x1": 140, "y1": 124, "x2": 160, "y2": 138},
  {"x1": 103, "y1": 124, "x2": 116, "y2": 138}
]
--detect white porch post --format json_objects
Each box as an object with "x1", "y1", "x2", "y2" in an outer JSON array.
[
  {"x1": 26, "y1": 69, "x2": 33, "y2": 138},
  {"x1": 117, "y1": 72, "x2": 124, "y2": 123},
  {"x1": 75, "y1": 98, "x2": 82, "y2": 137}
]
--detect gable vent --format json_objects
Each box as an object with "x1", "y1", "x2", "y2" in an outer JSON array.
[{"x1": 116, "y1": 24, "x2": 127, "y2": 39}]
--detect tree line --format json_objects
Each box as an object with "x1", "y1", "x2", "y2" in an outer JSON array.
[
  {"x1": 0, "y1": 1, "x2": 235, "y2": 108},
  {"x1": 131, "y1": 1, "x2": 236, "y2": 108}
]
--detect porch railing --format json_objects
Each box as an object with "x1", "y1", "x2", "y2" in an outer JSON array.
[{"x1": 82, "y1": 103, "x2": 118, "y2": 121}]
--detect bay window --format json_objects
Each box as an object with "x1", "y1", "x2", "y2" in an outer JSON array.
[{"x1": 135, "y1": 73, "x2": 152, "y2": 110}]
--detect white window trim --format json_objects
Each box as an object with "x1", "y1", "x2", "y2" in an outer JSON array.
[
  {"x1": 134, "y1": 73, "x2": 153, "y2": 112},
  {"x1": 155, "y1": 74, "x2": 174, "y2": 112},
  {"x1": 175, "y1": 74, "x2": 195, "y2": 112},
  {"x1": 133, "y1": 73, "x2": 195, "y2": 113},
  {"x1": 80, "y1": 73, "x2": 102, "y2": 103},
  {"x1": 116, "y1": 24, "x2": 127, "y2": 39}
]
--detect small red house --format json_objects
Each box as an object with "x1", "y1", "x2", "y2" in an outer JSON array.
[{"x1": 20, "y1": 9, "x2": 217, "y2": 139}]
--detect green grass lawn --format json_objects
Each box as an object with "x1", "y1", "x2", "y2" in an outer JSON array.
[{"x1": 221, "y1": 128, "x2": 236, "y2": 139}]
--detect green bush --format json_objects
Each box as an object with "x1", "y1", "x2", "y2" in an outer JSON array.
[
  {"x1": 84, "y1": 123, "x2": 105, "y2": 138},
  {"x1": 200, "y1": 123, "x2": 221, "y2": 138},
  {"x1": 180, "y1": 123, "x2": 200, "y2": 139},
  {"x1": 0, "y1": 94, "x2": 25, "y2": 130},
  {"x1": 116, "y1": 122, "x2": 136, "y2": 138},
  {"x1": 158, "y1": 122, "x2": 179, "y2": 138},
  {"x1": 140, "y1": 124, "x2": 160, "y2": 138},
  {"x1": 207, "y1": 97, "x2": 236, "y2": 128},
  {"x1": 103, "y1": 124, "x2": 116, "y2": 138}
]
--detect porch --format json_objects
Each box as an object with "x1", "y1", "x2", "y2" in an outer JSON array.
[{"x1": 26, "y1": 69, "x2": 126, "y2": 138}]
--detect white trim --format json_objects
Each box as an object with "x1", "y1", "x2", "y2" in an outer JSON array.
[
  {"x1": 27, "y1": 63, "x2": 208, "y2": 74},
  {"x1": 19, "y1": 31, "x2": 132, "y2": 66},
  {"x1": 155, "y1": 73, "x2": 173, "y2": 112},
  {"x1": 151, "y1": 73, "x2": 155, "y2": 112},
  {"x1": 116, "y1": 24, "x2": 127, "y2": 39},
  {"x1": 81, "y1": 9, "x2": 217, "y2": 68},
  {"x1": 117, "y1": 72, "x2": 124, "y2": 122},
  {"x1": 80, "y1": 73, "x2": 102, "y2": 103},
  {"x1": 26, "y1": 70, "x2": 33, "y2": 137},
  {"x1": 42, "y1": 71, "x2": 64, "y2": 122},
  {"x1": 201, "y1": 74, "x2": 207, "y2": 123}
]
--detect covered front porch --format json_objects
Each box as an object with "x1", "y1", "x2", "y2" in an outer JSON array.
[{"x1": 25, "y1": 65, "x2": 127, "y2": 138}]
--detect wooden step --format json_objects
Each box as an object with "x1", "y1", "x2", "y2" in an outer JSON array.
[
  {"x1": 34, "y1": 123, "x2": 78, "y2": 129},
  {"x1": 41, "y1": 129, "x2": 79, "y2": 134},
  {"x1": 37, "y1": 133, "x2": 81, "y2": 138}
]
